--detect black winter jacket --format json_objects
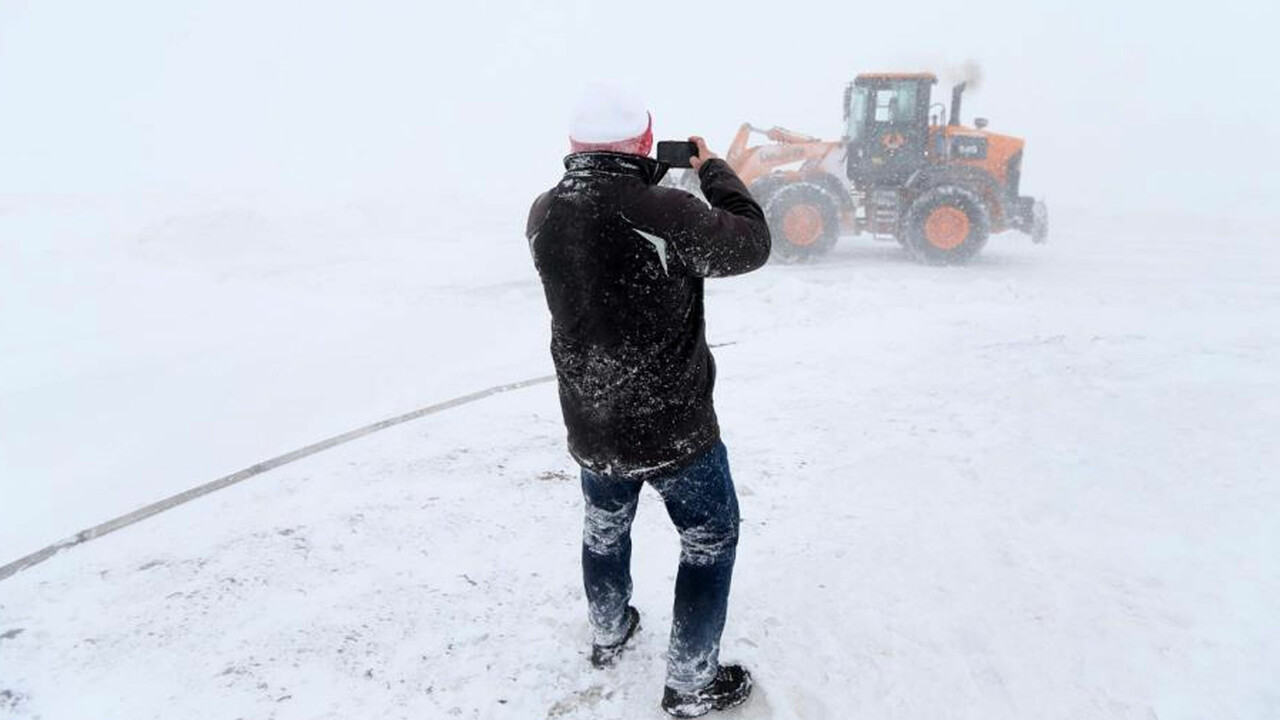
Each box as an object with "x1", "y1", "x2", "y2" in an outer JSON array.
[{"x1": 526, "y1": 152, "x2": 770, "y2": 477}]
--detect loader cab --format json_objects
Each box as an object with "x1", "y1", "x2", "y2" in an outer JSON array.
[{"x1": 844, "y1": 73, "x2": 936, "y2": 187}]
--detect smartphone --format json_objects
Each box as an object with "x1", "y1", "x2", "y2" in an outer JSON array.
[{"x1": 656, "y1": 140, "x2": 698, "y2": 169}]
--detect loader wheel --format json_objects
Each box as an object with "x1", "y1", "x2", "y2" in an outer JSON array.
[
  {"x1": 765, "y1": 183, "x2": 840, "y2": 263},
  {"x1": 1031, "y1": 198, "x2": 1049, "y2": 244},
  {"x1": 903, "y1": 185, "x2": 990, "y2": 265}
]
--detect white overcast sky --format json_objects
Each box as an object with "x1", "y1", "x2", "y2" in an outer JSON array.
[{"x1": 1, "y1": 0, "x2": 1276, "y2": 217}]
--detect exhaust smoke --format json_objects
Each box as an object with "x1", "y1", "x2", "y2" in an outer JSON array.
[{"x1": 944, "y1": 59, "x2": 984, "y2": 93}]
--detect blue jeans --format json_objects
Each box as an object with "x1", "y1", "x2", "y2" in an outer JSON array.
[{"x1": 580, "y1": 441, "x2": 740, "y2": 692}]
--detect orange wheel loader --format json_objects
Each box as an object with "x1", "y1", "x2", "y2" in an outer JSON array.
[{"x1": 706, "y1": 73, "x2": 1048, "y2": 264}]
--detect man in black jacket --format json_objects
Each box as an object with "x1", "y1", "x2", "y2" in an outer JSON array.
[{"x1": 526, "y1": 87, "x2": 769, "y2": 718}]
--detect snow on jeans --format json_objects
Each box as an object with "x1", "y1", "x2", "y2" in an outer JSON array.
[{"x1": 580, "y1": 441, "x2": 740, "y2": 692}]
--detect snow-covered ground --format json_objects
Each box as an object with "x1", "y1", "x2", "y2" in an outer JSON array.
[
  {"x1": 1, "y1": 192, "x2": 549, "y2": 558},
  {"x1": 2, "y1": 200, "x2": 1278, "y2": 719}
]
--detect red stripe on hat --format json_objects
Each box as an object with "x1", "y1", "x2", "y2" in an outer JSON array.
[{"x1": 570, "y1": 113, "x2": 652, "y2": 157}]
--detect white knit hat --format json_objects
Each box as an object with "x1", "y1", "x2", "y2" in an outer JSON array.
[{"x1": 569, "y1": 84, "x2": 651, "y2": 144}]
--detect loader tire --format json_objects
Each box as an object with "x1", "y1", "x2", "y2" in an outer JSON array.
[
  {"x1": 903, "y1": 185, "x2": 990, "y2": 265},
  {"x1": 765, "y1": 183, "x2": 840, "y2": 263},
  {"x1": 1031, "y1": 198, "x2": 1049, "y2": 244},
  {"x1": 748, "y1": 177, "x2": 785, "y2": 207}
]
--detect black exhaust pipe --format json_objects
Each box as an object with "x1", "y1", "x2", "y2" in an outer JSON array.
[{"x1": 949, "y1": 82, "x2": 966, "y2": 126}]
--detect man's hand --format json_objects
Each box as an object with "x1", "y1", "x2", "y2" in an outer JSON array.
[{"x1": 689, "y1": 136, "x2": 719, "y2": 171}]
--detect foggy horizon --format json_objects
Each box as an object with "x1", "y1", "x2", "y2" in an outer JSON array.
[{"x1": 2, "y1": 0, "x2": 1276, "y2": 219}]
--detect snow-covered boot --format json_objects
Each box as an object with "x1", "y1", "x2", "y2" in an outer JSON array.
[
  {"x1": 590, "y1": 606, "x2": 641, "y2": 668},
  {"x1": 661, "y1": 664, "x2": 753, "y2": 718}
]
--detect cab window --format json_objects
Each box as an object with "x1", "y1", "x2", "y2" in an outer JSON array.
[
  {"x1": 872, "y1": 83, "x2": 918, "y2": 124},
  {"x1": 847, "y1": 87, "x2": 868, "y2": 141}
]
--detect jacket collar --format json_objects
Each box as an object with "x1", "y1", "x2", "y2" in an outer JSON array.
[{"x1": 564, "y1": 152, "x2": 669, "y2": 186}]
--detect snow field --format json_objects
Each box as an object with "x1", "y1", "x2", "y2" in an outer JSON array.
[
  {"x1": 1, "y1": 194, "x2": 548, "y2": 558},
  {"x1": 2, "y1": 205, "x2": 1278, "y2": 719}
]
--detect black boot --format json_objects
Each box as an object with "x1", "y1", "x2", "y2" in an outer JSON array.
[
  {"x1": 590, "y1": 606, "x2": 641, "y2": 668},
  {"x1": 661, "y1": 664, "x2": 753, "y2": 718}
]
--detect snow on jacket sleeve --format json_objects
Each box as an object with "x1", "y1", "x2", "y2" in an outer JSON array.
[{"x1": 623, "y1": 159, "x2": 771, "y2": 278}]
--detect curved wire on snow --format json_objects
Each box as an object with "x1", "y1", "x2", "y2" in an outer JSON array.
[{"x1": 0, "y1": 375, "x2": 556, "y2": 582}]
